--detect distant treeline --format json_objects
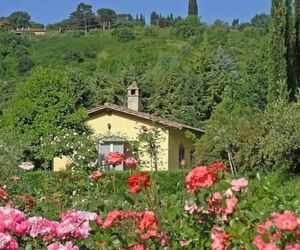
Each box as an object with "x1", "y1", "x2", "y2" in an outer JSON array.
[{"x1": 0, "y1": 1, "x2": 269, "y2": 32}]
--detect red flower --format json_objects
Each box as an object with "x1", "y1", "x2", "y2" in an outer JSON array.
[
  {"x1": 137, "y1": 211, "x2": 158, "y2": 231},
  {"x1": 125, "y1": 157, "x2": 138, "y2": 167},
  {"x1": 208, "y1": 162, "x2": 227, "y2": 172},
  {"x1": 102, "y1": 210, "x2": 137, "y2": 229},
  {"x1": 137, "y1": 211, "x2": 158, "y2": 239},
  {"x1": 127, "y1": 172, "x2": 151, "y2": 194},
  {"x1": 105, "y1": 152, "x2": 124, "y2": 166},
  {"x1": 0, "y1": 188, "x2": 7, "y2": 199},
  {"x1": 272, "y1": 211, "x2": 298, "y2": 231},
  {"x1": 185, "y1": 166, "x2": 217, "y2": 193},
  {"x1": 89, "y1": 171, "x2": 102, "y2": 181}
]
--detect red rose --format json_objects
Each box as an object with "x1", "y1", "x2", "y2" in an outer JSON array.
[
  {"x1": 208, "y1": 162, "x2": 227, "y2": 172},
  {"x1": 127, "y1": 172, "x2": 151, "y2": 194},
  {"x1": 0, "y1": 188, "x2": 7, "y2": 199},
  {"x1": 137, "y1": 211, "x2": 158, "y2": 231},
  {"x1": 105, "y1": 152, "x2": 124, "y2": 166}
]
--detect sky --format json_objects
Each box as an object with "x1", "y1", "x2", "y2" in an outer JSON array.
[{"x1": 0, "y1": 0, "x2": 271, "y2": 25}]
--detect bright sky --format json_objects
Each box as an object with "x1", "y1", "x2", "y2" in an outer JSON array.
[{"x1": 0, "y1": 0, "x2": 271, "y2": 25}]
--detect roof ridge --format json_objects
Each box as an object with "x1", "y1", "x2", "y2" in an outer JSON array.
[{"x1": 87, "y1": 103, "x2": 204, "y2": 133}]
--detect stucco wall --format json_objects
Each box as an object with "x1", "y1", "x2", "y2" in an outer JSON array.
[
  {"x1": 168, "y1": 128, "x2": 195, "y2": 170},
  {"x1": 87, "y1": 112, "x2": 169, "y2": 171},
  {"x1": 54, "y1": 111, "x2": 170, "y2": 171}
]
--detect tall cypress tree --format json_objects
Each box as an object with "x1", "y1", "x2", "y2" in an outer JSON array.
[
  {"x1": 285, "y1": 0, "x2": 297, "y2": 100},
  {"x1": 188, "y1": 0, "x2": 198, "y2": 17},
  {"x1": 268, "y1": 0, "x2": 288, "y2": 103},
  {"x1": 295, "y1": 0, "x2": 300, "y2": 92}
]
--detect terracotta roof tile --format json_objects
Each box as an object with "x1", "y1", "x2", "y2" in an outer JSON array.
[{"x1": 87, "y1": 103, "x2": 204, "y2": 133}]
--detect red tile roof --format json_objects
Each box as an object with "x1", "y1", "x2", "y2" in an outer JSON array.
[{"x1": 87, "y1": 103, "x2": 204, "y2": 133}]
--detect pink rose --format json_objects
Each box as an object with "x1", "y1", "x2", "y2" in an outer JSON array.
[
  {"x1": 186, "y1": 166, "x2": 218, "y2": 193},
  {"x1": 211, "y1": 227, "x2": 230, "y2": 250},
  {"x1": 225, "y1": 196, "x2": 238, "y2": 214},
  {"x1": 272, "y1": 211, "x2": 298, "y2": 231},
  {"x1": 285, "y1": 243, "x2": 300, "y2": 250},
  {"x1": 231, "y1": 178, "x2": 248, "y2": 192},
  {"x1": 89, "y1": 171, "x2": 102, "y2": 181},
  {"x1": 124, "y1": 157, "x2": 138, "y2": 167}
]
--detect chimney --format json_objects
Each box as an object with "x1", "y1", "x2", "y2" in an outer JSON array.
[{"x1": 127, "y1": 81, "x2": 143, "y2": 111}]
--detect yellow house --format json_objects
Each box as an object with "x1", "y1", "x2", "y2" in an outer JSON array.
[{"x1": 53, "y1": 82, "x2": 203, "y2": 171}]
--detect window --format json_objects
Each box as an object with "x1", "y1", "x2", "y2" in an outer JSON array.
[
  {"x1": 179, "y1": 143, "x2": 185, "y2": 167},
  {"x1": 98, "y1": 138, "x2": 132, "y2": 171}
]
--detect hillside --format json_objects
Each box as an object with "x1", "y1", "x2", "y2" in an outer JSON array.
[{"x1": 0, "y1": 24, "x2": 268, "y2": 125}]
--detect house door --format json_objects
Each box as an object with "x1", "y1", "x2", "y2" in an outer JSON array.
[{"x1": 98, "y1": 142, "x2": 125, "y2": 171}]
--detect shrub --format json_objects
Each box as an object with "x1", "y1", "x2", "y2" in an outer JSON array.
[
  {"x1": 63, "y1": 50, "x2": 84, "y2": 64},
  {"x1": 111, "y1": 28, "x2": 135, "y2": 42},
  {"x1": 173, "y1": 16, "x2": 204, "y2": 39},
  {"x1": 18, "y1": 54, "x2": 34, "y2": 75}
]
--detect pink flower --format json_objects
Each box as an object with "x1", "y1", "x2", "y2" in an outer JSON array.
[
  {"x1": 256, "y1": 220, "x2": 273, "y2": 234},
  {"x1": 47, "y1": 241, "x2": 79, "y2": 250},
  {"x1": 225, "y1": 196, "x2": 238, "y2": 214},
  {"x1": 28, "y1": 217, "x2": 58, "y2": 238},
  {"x1": 208, "y1": 192, "x2": 223, "y2": 214},
  {"x1": 0, "y1": 232, "x2": 18, "y2": 250},
  {"x1": 231, "y1": 178, "x2": 248, "y2": 192},
  {"x1": 96, "y1": 215, "x2": 103, "y2": 225},
  {"x1": 285, "y1": 243, "x2": 300, "y2": 250},
  {"x1": 263, "y1": 243, "x2": 279, "y2": 250},
  {"x1": 211, "y1": 227, "x2": 229, "y2": 250},
  {"x1": 125, "y1": 157, "x2": 138, "y2": 167},
  {"x1": 253, "y1": 235, "x2": 267, "y2": 249},
  {"x1": 186, "y1": 166, "x2": 218, "y2": 193},
  {"x1": 57, "y1": 210, "x2": 97, "y2": 239},
  {"x1": 272, "y1": 211, "x2": 298, "y2": 231},
  {"x1": 11, "y1": 219, "x2": 30, "y2": 235},
  {"x1": 0, "y1": 223, "x2": 5, "y2": 233},
  {"x1": 0, "y1": 207, "x2": 26, "y2": 230},
  {"x1": 129, "y1": 244, "x2": 145, "y2": 250},
  {"x1": 184, "y1": 202, "x2": 198, "y2": 214},
  {"x1": 89, "y1": 171, "x2": 102, "y2": 181}
]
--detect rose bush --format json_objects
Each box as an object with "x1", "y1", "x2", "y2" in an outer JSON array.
[{"x1": 0, "y1": 162, "x2": 299, "y2": 249}]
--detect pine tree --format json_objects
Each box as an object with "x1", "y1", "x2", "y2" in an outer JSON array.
[
  {"x1": 268, "y1": 0, "x2": 288, "y2": 103},
  {"x1": 188, "y1": 0, "x2": 198, "y2": 17}
]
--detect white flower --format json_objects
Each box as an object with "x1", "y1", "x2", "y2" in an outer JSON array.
[{"x1": 19, "y1": 162, "x2": 35, "y2": 171}]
